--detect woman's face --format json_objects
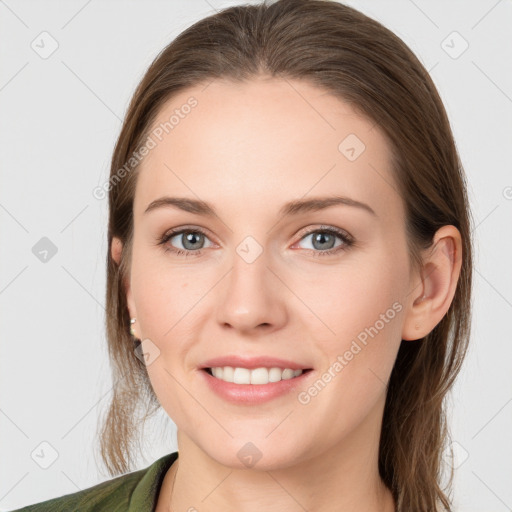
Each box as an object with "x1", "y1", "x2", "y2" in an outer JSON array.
[{"x1": 119, "y1": 76, "x2": 417, "y2": 469}]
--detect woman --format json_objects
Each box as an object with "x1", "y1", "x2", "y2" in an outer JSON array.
[{"x1": 12, "y1": 0, "x2": 472, "y2": 510}]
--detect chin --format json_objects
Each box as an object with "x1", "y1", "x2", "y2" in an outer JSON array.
[{"x1": 201, "y1": 436, "x2": 305, "y2": 471}]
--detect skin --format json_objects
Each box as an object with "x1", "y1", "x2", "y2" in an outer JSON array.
[{"x1": 111, "y1": 75, "x2": 462, "y2": 512}]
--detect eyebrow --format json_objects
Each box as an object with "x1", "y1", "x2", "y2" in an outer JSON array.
[{"x1": 143, "y1": 195, "x2": 377, "y2": 217}]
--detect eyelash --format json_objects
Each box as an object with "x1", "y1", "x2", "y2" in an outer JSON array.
[{"x1": 156, "y1": 225, "x2": 355, "y2": 258}]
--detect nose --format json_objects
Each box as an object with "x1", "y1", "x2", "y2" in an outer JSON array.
[{"x1": 215, "y1": 249, "x2": 288, "y2": 335}]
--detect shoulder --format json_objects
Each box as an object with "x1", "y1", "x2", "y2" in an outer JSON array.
[{"x1": 9, "y1": 452, "x2": 178, "y2": 512}]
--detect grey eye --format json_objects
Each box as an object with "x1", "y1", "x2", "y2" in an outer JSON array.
[
  {"x1": 298, "y1": 231, "x2": 344, "y2": 251},
  {"x1": 170, "y1": 231, "x2": 212, "y2": 251}
]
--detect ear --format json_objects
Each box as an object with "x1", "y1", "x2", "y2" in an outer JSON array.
[
  {"x1": 402, "y1": 225, "x2": 463, "y2": 341},
  {"x1": 111, "y1": 236, "x2": 137, "y2": 324}
]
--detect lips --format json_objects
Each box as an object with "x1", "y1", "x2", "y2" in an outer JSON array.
[{"x1": 199, "y1": 362, "x2": 315, "y2": 404}]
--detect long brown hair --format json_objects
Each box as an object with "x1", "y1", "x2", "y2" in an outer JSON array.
[{"x1": 98, "y1": 1, "x2": 473, "y2": 510}]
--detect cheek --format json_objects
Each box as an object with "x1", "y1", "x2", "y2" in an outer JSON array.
[
  {"x1": 294, "y1": 249, "x2": 407, "y2": 410},
  {"x1": 130, "y1": 261, "x2": 202, "y2": 418},
  {"x1": 294, "y1": 251, "x2": 406, "y2": 342},
  {"x1": 131, "y1": 250, "x2": 211, "y2": 340},
  {"x1": 294, "y1": 262, "x2": 406, "y2": 430}
]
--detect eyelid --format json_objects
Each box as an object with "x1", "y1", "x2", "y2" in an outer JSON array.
[
  {"x1": 160, "y1": 224, "x2": 352, "y2": 244},
  {"x1": 158, "y1": 223, "x2": 355, "y2": 256},
  {"x1": 294, "y1": 224, "x2": 353, "y2": 242},
  {"x1": 161, "y1": 224, "x2": 216, "y2": 241}
]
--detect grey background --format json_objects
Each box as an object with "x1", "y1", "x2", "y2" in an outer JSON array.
[{"x1": 1, "y1": 0, "x2": 511, "y2": 510}]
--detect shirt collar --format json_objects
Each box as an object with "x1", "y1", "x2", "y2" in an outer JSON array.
[{"x1": 127, "y1": 451, "x2": 178, "y2": 511}]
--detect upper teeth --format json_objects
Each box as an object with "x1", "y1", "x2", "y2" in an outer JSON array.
[{"x1": 210, "y1": 367, "x2": 304, "y2": 385}]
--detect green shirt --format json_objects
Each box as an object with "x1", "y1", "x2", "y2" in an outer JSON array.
[{"x1": 9, "y1": 451, "x2": 178, "y2": 512}]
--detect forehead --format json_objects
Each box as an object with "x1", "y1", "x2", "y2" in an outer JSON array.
[{"x1": 134, "y1": 77, "x2": 401, "y2": 222}]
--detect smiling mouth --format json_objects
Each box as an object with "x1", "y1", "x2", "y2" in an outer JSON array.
[{"x1": 203, "y1": 367, "x2": 313, "y2": 385}]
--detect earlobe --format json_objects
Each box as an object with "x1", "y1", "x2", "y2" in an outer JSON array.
[
  {"x1": 402, "y1": 225, "x2": 462, "y2": 341},
  {"x1": 111, "y1": 236, "x2": 137, "y2": 320},
  {"x1": 111, "y1": 236, "x2": 123, "y2": 265}
]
